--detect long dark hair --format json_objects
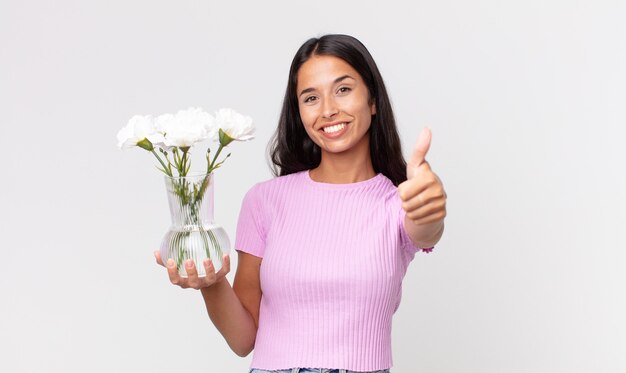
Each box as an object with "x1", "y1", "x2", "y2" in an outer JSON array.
[{"x1": 268, "y1": 34, "x2": 408, "y2": 186}]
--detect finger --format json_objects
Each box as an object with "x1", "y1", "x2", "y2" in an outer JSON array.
[
  {"x1": 154, "y1": 251, "x2": 165, "y2": 267},
  {"x1": 201, "y1": 259, "x2": 217, "y2": 285},
  {"x1": 202, "y1": 258, "x2": 213, "y2": 280},
  {"x1": 402, "y1": 192, "x2": 424, "y2": 212},
  {"x1": 397, "y1": 167, "x2": 433, "y2": 201},
  {"x1": 407, "y1": 208, "x2": 447, "y2": 226},
  {"x1": 401, "y1": 181, "x2": 446, "y2": 210},
  {"x1": 398, "y1": 178, "x2": 426, "y2": 202},
  {"x1": 408, "y1": 127, "x2": 432, "y2": 169},
  {"x1": 405, "y1": 196, "x2": 447, "y2": 221},
  {"x1": 166, "y1": 258, "x2": 186, "y2": 287},
  {"x1": 184, "y1": 259, "x2": 200, "y2": 289},
  {"x1": 215, "y1": 255, "x2": 231, "y2": 279}
]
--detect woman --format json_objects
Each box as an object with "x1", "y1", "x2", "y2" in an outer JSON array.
[{"x1": 155, "y1": 34, "x2": 447, "y2": 373}]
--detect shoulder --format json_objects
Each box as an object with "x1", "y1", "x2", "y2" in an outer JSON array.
[
  {"x1": 249, "y1": 170, "x2": 305, "y2": 190},
  {"x1": 377, "y1": 174, "x2": 401, "y2": 203},
  {"x1": 242, "y1": 170, "x2": 307, "y2": 202},
  {"x1": 258, "y1": 170, "x2": 306, "y2": 188}
]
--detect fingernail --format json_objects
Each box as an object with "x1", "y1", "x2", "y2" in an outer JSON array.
[
  {"x1": 185, "y1": 260, "x2": 194, "y2": 269},
  {"x1": 166, "y1": 259, "x2": 175, "y2": 268}
]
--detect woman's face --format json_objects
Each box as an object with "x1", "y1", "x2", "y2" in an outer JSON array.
[{"x1": 296, "y1": 55, "x2": 376, "y2": 157}]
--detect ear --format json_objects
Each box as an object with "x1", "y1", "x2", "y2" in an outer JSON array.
[{"x1": 370, "y1": 100, "x2": 376, "y2": 115}]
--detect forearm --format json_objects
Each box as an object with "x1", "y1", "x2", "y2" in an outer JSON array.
[
  {"x1": 200, "y1": 278, "x2": 257, "y2": 357},
  {"x1": 404, "y1": 216, "x2": 445, "y2": 248}
]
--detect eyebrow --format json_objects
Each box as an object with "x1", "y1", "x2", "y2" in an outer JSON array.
[{"x1": 298, "y1": 75, "x2": 355, "y2": 97}]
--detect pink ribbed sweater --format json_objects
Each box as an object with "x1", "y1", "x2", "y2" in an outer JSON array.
[{"x1": 234, "y1": 170, "x2": 430, "y2": 371}]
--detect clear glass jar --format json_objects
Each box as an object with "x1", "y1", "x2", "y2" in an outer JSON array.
[{"x1": 159, "y1": 172, "x2": 230, "y2": 277}]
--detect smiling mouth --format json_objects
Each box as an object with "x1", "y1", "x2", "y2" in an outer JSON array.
[{"x1": 321, "y1": 122, "x2": 348, "y2": 134}]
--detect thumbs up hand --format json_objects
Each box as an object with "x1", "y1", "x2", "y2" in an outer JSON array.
[{"x1": 398, "y1": 127, "x2": 447, "y2": 226}]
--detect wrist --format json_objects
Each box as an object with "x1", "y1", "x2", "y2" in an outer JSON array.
[
  {"x1": 200, "y1": 276, "x2": 229, "y2": 296},
  {"x1": 405, "y1": 217, "x2": 445, "y2": 248}
]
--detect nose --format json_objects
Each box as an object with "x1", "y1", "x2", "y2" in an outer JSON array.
[{"x1": 321, "y1": 96, "x2": 339, "y2": 119}]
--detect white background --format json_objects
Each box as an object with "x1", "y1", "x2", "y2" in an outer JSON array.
[{"x1": 1, "y1": 1, "x2": 625, "y2": 372}]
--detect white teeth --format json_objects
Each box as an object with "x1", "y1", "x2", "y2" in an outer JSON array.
[{"x1": 322, "y1": 123, "x2": 346, "y2": 133}]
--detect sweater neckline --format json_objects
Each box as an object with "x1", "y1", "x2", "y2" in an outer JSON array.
[{"x1": 302, "y1": 169, "x2": 385, "y2": 190}]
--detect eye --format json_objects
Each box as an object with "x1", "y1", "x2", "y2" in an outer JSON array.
[
  {"x1": 304, "y1": 95, "x2": 318, "y2": 103},
  {"x1": 337, "y1": 86, "x2": 352, "y2": 94}
]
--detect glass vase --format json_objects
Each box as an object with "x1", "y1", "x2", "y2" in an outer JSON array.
[{"x1": 159, "y1": 172, "x2": 230, "y2": 277}]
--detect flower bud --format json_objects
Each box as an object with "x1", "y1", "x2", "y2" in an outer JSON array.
[{"x1": 137, "y1": 138, "x2": 154, "y2": 151}]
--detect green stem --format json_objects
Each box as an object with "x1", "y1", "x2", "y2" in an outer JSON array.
[
  {"x1": 180, "y1": 149, "x2": 188, "y2": 177},
  {"x1": 210, "y1": 154, "x2": 231, "y2": 171},
  {"x1": 207, "y1": 229, "x2": 222, "y2": 263},
  {"x1": 208, "y1": 144, "x2": 225, "y2": 173},
  {"x1": 175, "y1": 232, "x2": 184, "y2": 270},
  {"x1": 162, "y1": 151, "x2": 174, "y2": 176},
  {"x1": 151, "y1": 150, "x2": 172, "y2": 177},
  {"x1": 200, "y1": 228, "x2": 211, "y2": 260}
]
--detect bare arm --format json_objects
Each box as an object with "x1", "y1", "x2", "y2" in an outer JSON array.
[
  {"x1": 404, "y1": 218, "x2": 445, "y2": 248},
  {"x1": 398, "y1": 127, "x2": 447, "y2": 249},
  {"x1": 201, "y1": 251, "x2": 261, "y2": 356},
  {"x1": 398, "y1": 168, "x2": 447, "y2": 249},
  {"x1": 155, "y1": 250, "x2": 262, "y2": 357}
]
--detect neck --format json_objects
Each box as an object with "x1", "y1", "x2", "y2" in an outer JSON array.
[{"x1": 309, "y1": 140, "x2": 375, "y2": 184}]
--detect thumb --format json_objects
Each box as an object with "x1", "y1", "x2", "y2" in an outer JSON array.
[{"x1": 408, "y1": 127, "x2": 432, "y2": 168}]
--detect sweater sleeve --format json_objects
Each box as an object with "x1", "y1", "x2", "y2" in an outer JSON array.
[{"x1": 234, "y1": 184, "x2": 267, "y2": 258}]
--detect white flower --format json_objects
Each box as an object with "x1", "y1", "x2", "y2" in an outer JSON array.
[
  {"x1": 157, "y1": 107, "x2": 217, "y2": 148},
  {"x1": 214, "y1": 108, "x2": 255, "y2": 146},
  {"x1": 116, "y1": 115, "x2": 165, "y2": 150},
  {"x1": 118, "y1": 106, "x2": 255, "y2": 179}
]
